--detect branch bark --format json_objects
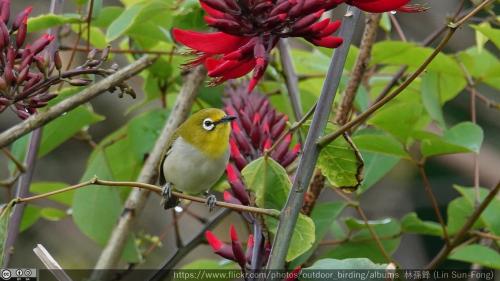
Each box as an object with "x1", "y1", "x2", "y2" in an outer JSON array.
[
  {"x1": 92, "y1": 66, "x2": 206, "y2": 274},
  {"x1": 0, "y1": 55, "x2": 157, "y2": 148},
  {"x1": 265, "y1": 7, "x2": 362, "y2": 271},
  {"x1": 278, "y1": 39, "x2": 303, "y2": 121}
]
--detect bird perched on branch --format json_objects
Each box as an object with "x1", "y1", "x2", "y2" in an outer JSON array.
[{"x1": 159, "y1": 108, "x2": 236, "y2": 211}]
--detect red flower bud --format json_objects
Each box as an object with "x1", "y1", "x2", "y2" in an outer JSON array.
[
  {"x1": 245, "y1": 234, "x2": 254, "y2": 263},
  {"x1": 16, "y1": 17, "x2": 27, "y2": 47},
  {"x1": 12, "y1": 6, "x2": 32, "y2": 31},
  {"x1": 230, "y1": 225, "x2": 246, "y2": 268},
  {"x1": 0, "y1": 0, "x2": 10, "y2": 23},
  {"x1": 223, "y1": 191, "x2": 242, "y2": 205},
  {"x1": 205, "y1": 230, "x2": 235, "y2": 260}
]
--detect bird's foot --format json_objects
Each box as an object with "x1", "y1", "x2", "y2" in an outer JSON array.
[
  {"x1": 206, "y1": 194, "x2": 217, "y2": 212},
  {"x1": 161, "y1": 182, "x2": 176, "y2": 209}
]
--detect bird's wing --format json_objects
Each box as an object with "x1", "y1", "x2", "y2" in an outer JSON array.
[{"x1": 158, "y1": 131, "x2": 179, "y2": 186}]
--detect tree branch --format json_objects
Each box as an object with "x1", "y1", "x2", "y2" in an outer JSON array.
[
  {"x1": 92, "y1": 66, "x2": 206, "y2": 274},
  {"x1": 265, "y1": 7, "x2": 362, "y2": 271},
  {"x1": 335, "y1": 13, "x2": 381, "y2": 125},
  {"x1": 278, "y1": 39, "x2": 303, "y2": 121},
  {"x1": 0, "y1": 55, "x2": 157, "y2": 148}
]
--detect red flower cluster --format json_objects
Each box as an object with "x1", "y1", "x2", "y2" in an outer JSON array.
[
  {"x1": 172, "y1": 0, "x2": 425, "y2": 92},
  {"x1": 223, "y1": 84, "x2": 299, "y2": 205},
  {"x1": 205, "y1": 225, "x2": 258, "y2": 269},
  {"x1": 0, "y1": 2, "x2": 57, "y2": 119}
]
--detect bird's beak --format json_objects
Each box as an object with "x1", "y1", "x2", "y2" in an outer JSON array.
[{"x1": 218, "y1": 115, "x2": 237, "y2": 124}]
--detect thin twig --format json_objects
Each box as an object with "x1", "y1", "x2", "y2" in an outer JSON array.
[
  {"x1": 265, "y1": 7, "x2": 362, "y2": 271},
  {"x1": 426, "y1": 181, "x2": 500, "y2": 269},
  {"x1": 60, "y1": 45, "x2": 177, "y2": 56},
  {"x1": 33, "y1": 244, "x2": 73, "y2": 281},
  {"x1": 417, "y1": 164, "x2": 451, "y2": 245},
  {"x1": 317, "y1": 0, "x2": 494, "y2": 147},
  {"x1": 1, "y1": 148, "x2": 26, "y2": 172},
  {"x1": 86, "y1": 0, "x2": 94, "y2": 50},
  {"x1": 0, "y1": 55, "x2": 157, "y2": 148},
  {"x1": 15, "y1": 178, "x2": 280, "y2": 217}
]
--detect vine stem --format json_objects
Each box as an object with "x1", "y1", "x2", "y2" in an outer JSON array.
[
  {"x1": 14, "y1": 178, "x2": 279, "y2": 217},
  {"x1": 278, "y1": 39, "x2": 303, "y2": 121},
  {"x1": 265, "y1": 7, "x2": 362, "y2": 271},
  {"x1": 317, "y1": 0, "x2": 494, "y2": 147}
]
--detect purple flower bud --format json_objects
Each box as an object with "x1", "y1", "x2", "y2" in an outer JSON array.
[
  {"x1": 12, "y1": 6, "x2": 32, "y2": 31},
  {"x1": 16, "y1": 17, "x2": 27, "y2": 48},
  {"x1": 0, "y1": 0, "x2": 10, "y2": 23},
  {"x1": 230, "y1": 225, "x2": 246, "y2": 269}
]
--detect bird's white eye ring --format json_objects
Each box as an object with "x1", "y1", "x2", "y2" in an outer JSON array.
[{"x1": 202, "y1": 118, "x2": 215, "y2": 131}]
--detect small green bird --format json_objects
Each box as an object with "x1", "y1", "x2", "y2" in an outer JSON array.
[{"x1": 159, "y1": 108, "x2": 236, "y2": 210}]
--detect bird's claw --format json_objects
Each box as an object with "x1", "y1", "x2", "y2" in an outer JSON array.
[
  {"x1": 161, "y1": 182, "x2": 173, "y2": 209},
  {"x1": 206, "y1": 194, "x2": 217, "y2": 212}
]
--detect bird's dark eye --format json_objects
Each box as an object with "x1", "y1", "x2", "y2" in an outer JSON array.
[{"x1": 202, "y1": 118, "x2": 215, "y2": 131}]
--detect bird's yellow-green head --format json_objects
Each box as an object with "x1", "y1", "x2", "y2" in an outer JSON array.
[{"x1": 177, "y1": 108, "x2": 236, "y2": 158}]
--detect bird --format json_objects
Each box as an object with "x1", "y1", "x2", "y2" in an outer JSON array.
[{"x1": 159, "y1": 108, "x2": 236, "y2": 211}]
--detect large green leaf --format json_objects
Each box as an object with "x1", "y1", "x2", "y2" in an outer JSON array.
[
  {"x1": 314, "y1": 123, "x2": 363, "y2": 191},
  {"x1": 415, "y1": 122, "x2": 483, "y2": 158},
  {"x1": 471, "y1": 24, "x2": 500, "y2": 50},
  {"x1": 401, "y1": 212, "x2": 443, "y2": 237},
  {"x1": 291, "y1": 202, "x2": 347, "y2": 267},
  {"x1": 421, "y1": 72, "x2": 446, "y2": 128},
  {"x1": 242, "y1": 157, "x2": 315, "y2": 261},
  {"x1": 353, "y1": 133, "x2": 410, "y2": 159},
  {"x1": 27, "y1": 13, "x2": 81, "y2": 32},
  {"x1": 454, "y1": 185, "x2": 500, "y2": 236},
  {"x1": 20, "y1": 205, "x2": 42, "y2": 232},
  {"x1": 449, "y1": 245, "x2": 500, "y2": 269},
  {"x1": 456, "y1": 47, "x2": 500, "y2": 90},
  {"x1": 368, "y1": 102, "x2": 424, "y2": 142},
  {"x1": 38, "y1": 105, "x2": 104, "y2": 157},
  {"x1": 323, "y1": 218, "x2": 401, "y2": 263},
  {"x1": 371, "y1": 41, "x2": 462, "y2": 75},
  {"x1": 356, "y1": 151, "x2": 400, "y2": 194},
  {"x1": 301, "y1": 258, "x2": 388, "y2": 281},
  {"x1": 0, "y1": 201, "x2": 14, "y2": 266},
  {"x1": 106, "y1": 3, "x2": 144, "y2": 42},
  {"x1": 30, "y1": 182, "x2": 73, "y2": 206},
  {"x1": 7, "y1": 135, "x2": 29, "y2": 175},
  {"x1": 446, "y1": 197, "x2": 483, "y2": 235},
  {"x1": 72, "y1": 152, "x2": 140, "y2": 263}
]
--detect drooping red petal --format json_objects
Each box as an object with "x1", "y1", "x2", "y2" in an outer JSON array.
[
  {"x1": 205, "y1": 57, "x2": 256, "y2": 80},
  {"x1": 307, "y1": 36, "x2": 343, "y2": 48},
  {"x1": 205, "y1": 230, "x2": 223, "y2": 251},
  {"x1": 172, "y1": 29, "x2": 250, "y2": 54},
  {"x1": 348, "y1": 0, "x2": 410, "y2": 13}
]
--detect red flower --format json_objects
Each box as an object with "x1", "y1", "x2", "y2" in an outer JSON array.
[
  {"x1": 345, "y1": 0, "x2": 428, "y2": 13},
  {"x1": 172, "y1": 0, "x2": 343, "y2": 92}
]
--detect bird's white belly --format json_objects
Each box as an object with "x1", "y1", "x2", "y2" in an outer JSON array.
[{"x1": 162, "y1": 137, "x2": 229, "y2": 194}]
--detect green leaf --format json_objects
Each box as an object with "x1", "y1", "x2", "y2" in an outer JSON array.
[
  {"x1": 315, "y1": 124, "x2": 363, "y2": 191},
  {"x1": 353, "y1": 133, "x2": 410, "y2": 159},
  {"x1": 40, "y1": 208, "x2": 67, "y2": 221},
  {"x1": 357, "y1": 151, "x2": 399, "y2": 194},
  {"x1": 106, "y1": 3, "x2": 144, "y2": 42},
  {"x1": 0, "y1": 201, "x2": 14, "y2": 266},
  {"x1": 27, "y1": 13, "x2": 81, "y2": 32},
  {"x1": 38, "y1": 104, "x2": 104, "y2": 157},
  {"x1": 447, "y1": 197, "x2": 483, "y2": 235},
  {"x1": 454, "y1": 185, "x2": 500, "y2": 236},
  {"x1": 449, "y1": 245, "x2": 500, "y2": 269},
  {"x1": 371, "y1": 41, "x2": 462, "y2": 75},
  {"x1": 368, "y1": 102, "x2": 424, "y2": 142},
  {"x1": 416, "y1": 122, "x2": 483, "y2": 157},
  {"x1": 92, "y1": 6, "x2": 124, "y2": 27},
  {"x1": 471, "y1": 24, "x2": 500, "y2": 49},
  {"x1": 20, "y1": 205, "x2": 41, "y2": 232},
  {"x1": 323, "y1": 218, "x2": 401, "y2": 263},
  {"x1": 7, "y1": 135, "x2": 29, "y2": 174},
  {"x1": 421, "y1": 72, "x2": 446, "y2": 128},
  {"x1": 301, "y1": 258, "x2": 388, "y2": 281},
  {"x1": 401, "y1": 212, "x2": 443, "y2": 237},
  {"x1": 456, "y1": 47, "x2": 500, "y2": 90},
  {"x1": 72, "y1": 152, "x2": 140, "y2": 263},
  {"x1": 30, "y1": 182, "x2": 73, "y2": 206},
  {"x1": 291, "y1": 202, "x2": 347, "y2": 267},
  {"x1": 242, "y1": 157, "x2": 315, "y2": 261},
  {"x1": 127, "y1": 109, "x2": 169, "y2": 160}
]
